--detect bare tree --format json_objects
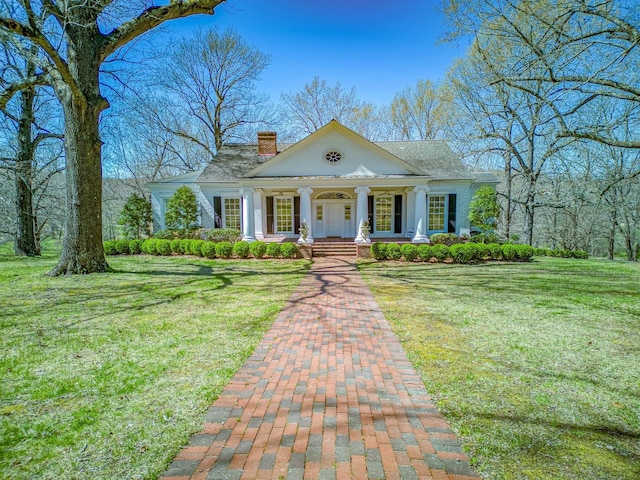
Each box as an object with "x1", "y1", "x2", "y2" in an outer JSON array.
[
  {"x1": 0, "y1": 0, "x2": 225, "y2": 275},
  {"x1": 390, "y1": 79, "x2": 448, "y2": 140},
  {"x1": 443, "y1": 0, "x2": 640, "y2": 149},
  {"x1": 153, "y1": 28, "x2": 273, "y2": 157},
  {"x1": 0, "y1": 42, "x2": 63, "y2": 255},
  {"x1": 279, "y1": 76, "x2": 377, "y2": 140}
]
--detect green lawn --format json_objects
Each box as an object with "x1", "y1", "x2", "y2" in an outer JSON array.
[
  {"x1": 358, "y1": 257, "x2": 640, "y2": 480},
  {"x1": 0, "y1": 245, "x2": 308, "y2": 479}
]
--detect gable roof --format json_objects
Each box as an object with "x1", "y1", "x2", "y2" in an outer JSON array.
[
  {"x1": 195, "y1": 120, "x2": 490, "y2": 184},
  {"x1": 244, "y1": 120, "x2": 425, "y2": 178}
]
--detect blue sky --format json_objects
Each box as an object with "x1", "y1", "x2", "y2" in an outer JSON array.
[{"x1": 165, "y1": 0, "x2": 469, "y2": 105}]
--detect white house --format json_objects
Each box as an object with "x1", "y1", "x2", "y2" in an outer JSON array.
[{"x1": 148, "y1": 120, "x2": 498, "y2": 244}]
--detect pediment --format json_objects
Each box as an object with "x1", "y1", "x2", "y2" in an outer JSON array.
[{"x1": 246, "y1": 121, "x2": 424, "y2": 178}]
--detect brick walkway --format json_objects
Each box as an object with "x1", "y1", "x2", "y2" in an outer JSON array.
[{"x1": 161, "y1": 257, "x2": 480, "y2": 480}]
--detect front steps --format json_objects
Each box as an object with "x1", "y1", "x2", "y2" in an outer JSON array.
[{"x1": 311, "y1": 242, "x2": 358, "y2": 257}]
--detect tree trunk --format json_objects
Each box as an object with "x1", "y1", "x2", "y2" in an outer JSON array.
[
  {"x1": 607, "y1": 209, "x2": 617, "y2": 260},
  {"x1": 524, "y1": 183, "x2": 536, "y2": 246},
  {"x1": 503, "y1": 152, "x2": 512, "y2": 241},
  {"x1": 48, "y1": 20, "x2": 109, "y2": 275},
  {"x1": 14, "y1": 79, "x2": 39, "y2": 256}
]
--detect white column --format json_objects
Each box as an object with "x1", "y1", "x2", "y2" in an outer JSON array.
[
  {"x1": 240, "y1": 187, "x2": 256, "y2": 242},
  {"x1": 354, "y1": 186, "x2": 371, "y2": 244},
  {"x1": 296, "y1": 187, "x2": 314, "y2": 244},
  {"x1": 413, "y1": 185, "x2": 430, "y2": 243},
  {"x1": 254, "y1": 189, "x2": 264, "y2": 239}
]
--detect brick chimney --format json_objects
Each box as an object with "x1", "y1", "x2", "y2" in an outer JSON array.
[{"x1": 257, "y1": 131, "x2": 277, "y2": 156}]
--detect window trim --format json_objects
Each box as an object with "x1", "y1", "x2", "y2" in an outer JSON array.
[{"x1": 428, "y1": 194, "x2": 447, "y2": 233}]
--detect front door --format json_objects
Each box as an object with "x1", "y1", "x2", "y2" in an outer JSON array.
[{"x1": 326, "y1": 204, "x2": 344, "y2": 237}]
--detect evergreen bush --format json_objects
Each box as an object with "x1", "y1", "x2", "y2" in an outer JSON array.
[
  {"x1": 207, "y1": 228, "x2": 242, "y2": 243},
  {"x1": 143, "y1": 238, "x2": 158, "y2": 255},
  {"x1": 153, "y1": 229, "x2": 177, "y2": 240},
  {"x1": 400, "y1": 243, "x2": 418, "y2": 262},
  {"x1": 417, "y1": 244, "x2": 434, "y2": 261},
  {"x1": 156, "y1": 239, "x2": 172, "y2": 256},
  {"x1": 266, "y1": 242, "x2": 281, "y2": 258},
  {"x1": 170, "y1": 239, "x2": 182, "y2": 254},
  {"x1": 115, "y1": 239, "x2": 130, "y2": 255},
  {"x1": 249, "y1": 241, "x2": 267, "y2": 259},
  {"x1": 487, "y1": 243, "x2": 503, "y2": 260},
  {"x1": 201, "y1": 241, "x2": 217, "y2": 259},
  {"x1": 179, "y1": 239, "x2": 191, "y2": 254},
  {"x1": 128, "y1": 239, "x2": 143, "y2": 255},
  {"x1": 429, "y1": 233, "x2": 460, "y2": 246},
  {"x1": 370, "y1": 242, "x2": 387, "y2": 260},
  {"x1": 233, "y1": 241, "x2": 251, "y2": 258},
  {"x1": 215, "y1": 241, "x2": 233, "y2": 258},
  {"x1": 280, "y1": 242, "x2": 299, "y2": 259},
  {"x1": 190, "y1": 239, "x2": 205, "y2": 256},
  {"x1": 103, "y1": 241, "x2": 118, "y2": 255},
  {"x1": 386, "y1": 243, "x2": 402, "y2": 260},
  {"x1": 450, "y1": 243, "x2": 474, "y2": 263},
  {"x1": 432, "y1": 244, "x2": 450, "y2": 262}
]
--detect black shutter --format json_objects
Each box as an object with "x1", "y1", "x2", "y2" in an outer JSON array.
[
  {"x1": 213, "y1": 196, "x2": 222, "y2": 228},
  {"x1": 448, "y1": 194, "x2": 457, "y2": 233},
  {"x1": 266, "y1": 196, "x2": 274, "y2": 234},
  {"x1": 394, "y1": 195, "x2": 403, "y2": 234},
  {"x1": 294, "y1": 196, "x2": 300, "y2": 234},
  {"x1": 368, "y1": 195, "x2": 374, "y2": 231}
]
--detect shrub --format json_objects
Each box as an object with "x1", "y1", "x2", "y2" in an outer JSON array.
[
  {"x1": 385, "y1": 243, "x2": 402, "y2": 260},
  {"x1": 487, "y1": 243, "x2": 503, "y2": 260},
  {"x1": 233, "y1": 241, "x2": 251, "y2": 258},
  {"x1": 165, "y1": 186, "x2": 199, "y2": 230},
  {"x1": 266, "y1": 242, "x2": 281, "y2": 258},
  {"x1": 179, "y1": 239, "x2": 191, "y2": 254},
  {"x1": 474, "y1": 242, "x2": 490, "y2": 260},
  {"x1": 201, "y1": 241, "x2": 217, "y2": 259},
  {"x1": 429, "y1": 233, "x2": 461, "y2": 246},
  {"x1": 142, "y1": 238, "x2": 158, "y2": 255},
  {"x1": 417, "y1": 244, "x2": 434, "y2": 261},
  {"x1": 280, "y1": 242, "x2": 299, "y2": 259},
  {"x1": 103, "y1": 240, "x2": 118, "y2": 256},
  {"x1": 156, "y1": 239, "x2": 172, "y2": 256},
  {"x1": 572, "y1": 249, "x2": 589, "y2": 259},
  {"x1": 432, "y1": 244, "x2": 450, "y2": 262},
  {"x1": 170, "y1": 239, "x2": 182, "y2": 254},
  {"x1": 471, "y1": 232, "x2": 500, "y2": 244},
  {"x1": 115, "y1": 239, "x2": 130, "y2": 255},
  {"x1": 190, "y1": 239, "x2": 205, "y2": 256},
  {"x1": 502, "y1": 244, "x2": 534, "y2": 262},
  {"x1": 119, "y1": 193, "x2": 152, "y2": 239},
  {"x1": 400, "y1": 243, "x2": 419, "y2": 262},
  {"x1": 207, "y1": 228, "x2": 242, "y2": 243},
  {"x1": 215, "y1": 241, "x2": 234, "y2": 259},
  {"x1": 153, "y1": 229, "x2": 177, "y2": 240},
  {"x1": 128, "y1": 239, "x2": 143, "y2": 255},
  {"x1": 450, "y1": 243, "x2": 475, "y2": 264},
  {"x1": 249, "y1": 241, "x2": 267, "y2": 259},
  {"x1": 370, "y1": 242, "x2": 387, "y2": 260}
]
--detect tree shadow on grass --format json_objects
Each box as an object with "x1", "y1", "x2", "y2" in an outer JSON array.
[{"x1": 3, "y1": 261, "x2": 312, "y2": 338}]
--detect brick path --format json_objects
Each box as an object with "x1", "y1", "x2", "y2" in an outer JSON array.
[{"x1": 161, "y1": 257, "x2": 480, "y2": 480}]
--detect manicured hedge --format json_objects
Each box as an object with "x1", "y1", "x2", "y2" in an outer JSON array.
[
  {"x1": 369, "y1": 241, "x2": 541, "y2": 264},
  {"x1": 233, "y1": 241, "x2": 250, "y2": 258},
  {"x1": 250, "y1": 241, "x2": 267, "y2": 259},
  {"x1": 280, "y1": 242, "x2": 299, "y2": 259}
]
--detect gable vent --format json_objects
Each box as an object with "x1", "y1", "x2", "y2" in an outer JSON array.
[{"x1": 257, "y1": 131, "x2": 277, "y2": 156}]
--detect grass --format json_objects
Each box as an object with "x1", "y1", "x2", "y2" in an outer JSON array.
[
  {"x1": 358, "y1": 257, "x2": 640, "y2": 480},
  {"x1": 0, "y1": 243, "x2": 308, "y2": 479}
]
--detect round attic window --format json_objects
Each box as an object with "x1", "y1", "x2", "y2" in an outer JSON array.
[{"x1": 324, "y1": 150, "x2": 343, "y2": 164}]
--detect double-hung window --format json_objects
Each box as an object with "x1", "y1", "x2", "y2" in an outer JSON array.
[
  {"x1": 375, "y1": 196, "x2": 393, "y2": 233},
  {"x1": 428, "y1": 195, "x2": 446, "y2": 231}
]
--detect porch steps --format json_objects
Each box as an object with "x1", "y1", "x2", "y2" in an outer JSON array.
[{"x1": 311, "y1": 242, "x2": 357, "y2": 257}]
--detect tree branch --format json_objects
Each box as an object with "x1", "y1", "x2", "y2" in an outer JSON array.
[{"x1": 102, "y1": 0, "x2": 225, "y2": 61}]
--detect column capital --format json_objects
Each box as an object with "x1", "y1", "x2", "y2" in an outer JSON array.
[
  {"x1": 413, "y1": 185, "x2": 430, "y2": 193},
  {"x1": 296, "y1": 187, "x2": 313, "y2": 195},
  {"x1": 240, "y1": 187, "x2": 255, "y2": 195},
  {"x1": 354, "y1": 186, "x2": 371, "y2": 195}
]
